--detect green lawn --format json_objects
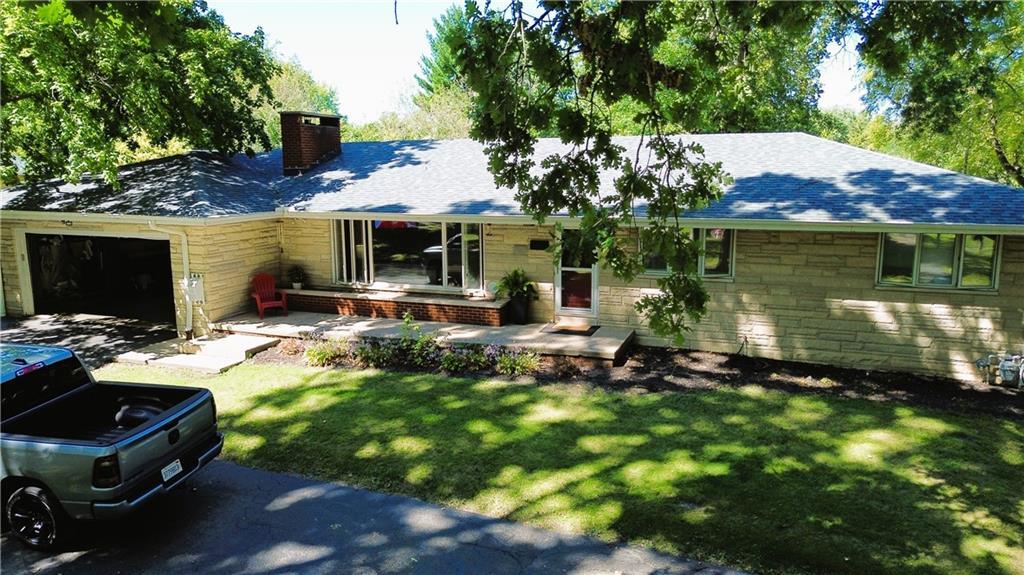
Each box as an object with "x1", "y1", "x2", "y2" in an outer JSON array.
[{"x1": 96, "y1": 363, "x2": 1024, "y2": 575}]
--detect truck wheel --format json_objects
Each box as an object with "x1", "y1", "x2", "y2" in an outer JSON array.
[{"x1": 5, "y1": 486, "x2": 64, "y2": 550}]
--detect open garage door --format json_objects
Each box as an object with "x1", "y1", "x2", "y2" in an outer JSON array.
[{"x1": 26, "y1": 233, "x2": 176, "y2": 324}]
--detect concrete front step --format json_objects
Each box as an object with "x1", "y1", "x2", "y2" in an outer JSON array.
[
  {"x1": 116, "y1": 333, "x2": 278, "y2": 372},
  {"x1": 150, "y1": 353, "x2": 245, "y2": 374},
  {"x1": 182, "y1": 334, "x2": 279, "y2": 361},
  {"x1": 116, "y1": 338, "x2": 189, "y2": 365}
]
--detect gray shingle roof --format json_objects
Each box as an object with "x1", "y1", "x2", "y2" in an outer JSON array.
[
  {"x1": 3, "y1": 133, "x2": 1021, "y2": 228},
  {"x1": 0, "y1": 151, "x2": 281, "y2": 217}
]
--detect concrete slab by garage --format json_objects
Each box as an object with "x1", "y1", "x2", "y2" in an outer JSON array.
[
  {"x1": 213, "y1": 311, "x2": 635, "y2": 363},
  {"x1": 117, "y1": 333, "x2": 279, "y2": 373},
  {"x1": 0, "y1": 460, "x2": 747, "y2": 575},
  {"x1": 0, "y1": 314, "x2": 177, "y2": 368}
]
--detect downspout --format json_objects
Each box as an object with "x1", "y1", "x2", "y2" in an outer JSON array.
[{"x1": 148, "y1": 221, "x2": 193, "y2": 339}]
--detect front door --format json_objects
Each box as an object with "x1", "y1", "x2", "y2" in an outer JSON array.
[{"x1": 555, "y1": 229, "x2": 598, "y2": 318}]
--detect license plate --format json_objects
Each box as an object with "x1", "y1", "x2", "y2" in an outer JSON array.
[{"x1": 161, "y1": 459, "x2": 183, "y2": 482}]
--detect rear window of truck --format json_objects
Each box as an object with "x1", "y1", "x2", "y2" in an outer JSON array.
[{"x1": 1, "y1": 357, "x2": 91, "y2": 422}]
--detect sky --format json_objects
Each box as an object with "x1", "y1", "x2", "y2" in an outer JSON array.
[{"x1": 208, "y1": 1, "x2": 866, "y2": 125}]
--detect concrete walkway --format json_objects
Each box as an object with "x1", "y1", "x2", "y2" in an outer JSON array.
[
  {"x1": 213, "y1": 311, "x2": 635, "y2": 363},
  {"x1": 0, "y1": 461, "x2": 746, "y2": 575}
]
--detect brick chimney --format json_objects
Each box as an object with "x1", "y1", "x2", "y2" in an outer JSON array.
[{"x1": 280, "y1": 111, "x2": 342, "y2": 175}]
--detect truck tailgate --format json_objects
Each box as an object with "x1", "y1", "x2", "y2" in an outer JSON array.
[{"x1": 115, "y1": 391, "x2": 217, "y2": 486}]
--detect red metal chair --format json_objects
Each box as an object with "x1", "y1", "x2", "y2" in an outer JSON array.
[{"x1": 251, "y1": 273, "x2": 288, "y2": 319}]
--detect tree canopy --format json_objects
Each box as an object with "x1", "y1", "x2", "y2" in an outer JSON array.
[
  {"x1": 415, "y1": 5, "x2": 470, "y2": 97},
  {"x1": 257, "y1": 59, "x2": 341, "y2": 148},
  {"x1": 1, "y1": 0, "x2": 277, "y2": 185},
  {"x1": 857, "y1": 1, "x2": 1023, "y2": 186},
  {"x1": 450, "y1": 0, "x2": 1012, "y2": 343},
  {"x1": 342, "y1": 86, "x2": 472, "y2": 142}
]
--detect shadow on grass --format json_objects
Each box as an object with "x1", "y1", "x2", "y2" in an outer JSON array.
[{"x1": 216, "y1": 368, "x2": 1024, "y2": 575}]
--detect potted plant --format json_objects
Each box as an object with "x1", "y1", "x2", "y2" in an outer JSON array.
[
  {"x1": 495, "y1": 268, "x2": 537, "y2": 324},
  {"x1": 287, "y1": 265, "x2": 308, "y2": 290}
]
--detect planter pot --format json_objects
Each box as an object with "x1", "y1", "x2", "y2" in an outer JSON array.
[
  {"x1": 292, "y1": 282, "x2": 303, "y2": 290},
  {"x1": 508, "y1": 296, "x2": 529, "y2": 325}
]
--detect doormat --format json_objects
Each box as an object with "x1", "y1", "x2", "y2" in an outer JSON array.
[{"x1": 541, "y1": 324, "x2": 600, "y2": 336}]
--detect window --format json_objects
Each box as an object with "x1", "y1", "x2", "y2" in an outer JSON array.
[
  {"x1": 702, "y1": 228, "x2": 734, "y2": 276},
  {"x1": 334, "y1": 219, "x2": 484, "y2": 291},
  {"x1": 877, "y1": 233, "x2": 999, "y2": 290},
  {"x1": 641, "y1": 228, "x2": 735, "y2": 278}
]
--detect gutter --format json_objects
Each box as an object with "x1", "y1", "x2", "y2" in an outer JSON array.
[
  {"x1": 148, "y1": 221, "x2": 193, "y2": 338},
  {"x1": 3, "y1": 208, "x2": 1023, "y2": 235}
]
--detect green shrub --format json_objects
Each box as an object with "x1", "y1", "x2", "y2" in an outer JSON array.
[
  {"x1": 495, "y1": 349, "x2": 540, "y2": 377},
  {"x1": 398, "y1": 312, "x2": 443, "y2": 368},
  {"x1": 304, "y1": 339, "x2": 348, "y2": 367},
  {"x1": 350, "y1": 339, "x2": 411, "y2": 369},
  {"x1": 439, "y1": 348, "x2": 472, "y2": 373},
  {"x1": 461, "y1": 345, "x2": 490, "y2": 370},
  {"x1": 494, "y1": 268, "x2": 538, "y2": 299}
]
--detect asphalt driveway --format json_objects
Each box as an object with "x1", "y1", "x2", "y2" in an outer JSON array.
[
  {"x1": 1, "y1": 461, "x2": 744, "y2": 575},
  {"x1": 0, "y1": 313, "x2": 176, "y2": 367}
]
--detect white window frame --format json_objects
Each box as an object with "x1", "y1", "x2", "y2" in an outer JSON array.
[
  {"x1": 875, "y1": 232, "x2": 1001, "y2": 291},
  {"x1": 640, "y1": 228, "x2": 736, "y2": 279},
  {"x1": 554, "y1": 227, "x2": 600, "y2": 318},
  {"x1": 332, "y1": 218, "x2": 485, "y2": 293}
]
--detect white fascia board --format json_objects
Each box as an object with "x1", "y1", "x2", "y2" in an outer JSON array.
[
  {"x1": 3, "y1": 208, "x2": 1022, "y2": 236},
  {"x1": 0, "y1": 210, "x2": 278, "y2": 226}
]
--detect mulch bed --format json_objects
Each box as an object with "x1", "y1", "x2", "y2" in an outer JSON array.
[
  {"x1": 250, "y1": 342, "x2": 1023, "y2": 420},
  {"x1": 539, "y1": 348, "x2": 1023, "y2": 419}
]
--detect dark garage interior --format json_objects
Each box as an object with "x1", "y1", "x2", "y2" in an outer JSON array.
[{"x1": 26, "y1": 233, "x2": 176, "y2": 324}]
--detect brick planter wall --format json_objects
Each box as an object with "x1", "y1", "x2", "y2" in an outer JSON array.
[{"x1": 288, "y1": 292, "x2": 507, "y2": 327}]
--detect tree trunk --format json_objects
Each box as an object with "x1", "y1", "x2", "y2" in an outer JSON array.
[{"x1": 990, "y1": 114, "x2": 1024, "y2": 187}]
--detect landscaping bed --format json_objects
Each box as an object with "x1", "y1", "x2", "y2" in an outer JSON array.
[{"x1": 250, "y1": 327, "x2": 1023, "y2": 419}]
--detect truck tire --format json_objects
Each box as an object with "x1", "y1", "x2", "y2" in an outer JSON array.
[{"x1": 5, "y1": 485, "x2": 64, "y2": 550}]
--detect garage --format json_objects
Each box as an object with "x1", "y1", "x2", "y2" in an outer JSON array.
[{"x1": 25, "y1": 233, "x2": 176, "y2": 324}]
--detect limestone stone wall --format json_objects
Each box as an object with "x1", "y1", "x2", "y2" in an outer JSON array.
[
  {"x1": 482, "y1": 224, "x2": 557, "y2": 323},
  {"x1": 188, "y1": 220, "x2": 280, "y2": 331},
  {"x1": 599, "y1": 231, "x2": 1024, "y2": 382},
  {"x1": 280, "y1": 218, "x2": 334, "y2": 287}
]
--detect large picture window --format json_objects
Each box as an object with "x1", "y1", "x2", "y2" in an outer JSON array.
[
  {"x1": 877, "y1": 232, "x2": 1000, "y2": 290},
  {"x1": 334, "y1": 219, "x2": 484, "y2": 291},
  {"x1": 642, "y1": 228, "x2": 735, "y2": 278}
]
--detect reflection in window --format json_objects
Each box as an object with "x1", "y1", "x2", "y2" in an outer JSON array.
[
  {"x1": 917, "y1": 233, "x2": 957, "y2": 285},
  {"x1": 333, "y1": 219, "x2": 484, "y2": 290},
  {"x1": 961, "y1": 234, "x2": 998, "y2": 288},
  {"x1": 373, "y1": 221, "x2": 442, "y2": 285},
  {"x1": 877, "y1": 233, "x2": 1000, "y2": 290},
  {"x1": 879, "y1": 233, "x2": 916, "y2": 285},
  {"x1": 640, "y1": 228, "x2": 733, "y2": 278},
  {"x1": 702, "y1": 228, "x2": 733, "y2": 276}
]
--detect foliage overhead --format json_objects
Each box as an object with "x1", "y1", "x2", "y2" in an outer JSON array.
[
  {"x1": 449, "y1": 0, "x2": 1013, "y2": 343},
  {"x1": 415, "y1": 5, "x2": 470, "y2": 97},
  {"x1": 341, "y1": 85, "x2": 472, "y2": 142},
  {"x1": 257, "y1": 58, "x2": 341, "y2": 148},
  {"x1": 859, "y1": 1, "x2": 1023, "y2": 186},
  {"x1": 1, "y1": 0, "x2": 278, "y2": 185}
]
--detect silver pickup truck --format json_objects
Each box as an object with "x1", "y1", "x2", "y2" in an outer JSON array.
[{"x1": 1, "y1": 344, "x2": 223, "y2": 550}]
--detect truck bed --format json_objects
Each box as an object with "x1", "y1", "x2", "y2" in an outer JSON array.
[{"x1": 2, "y1": 382, "x2": 205, "y2": 445}]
